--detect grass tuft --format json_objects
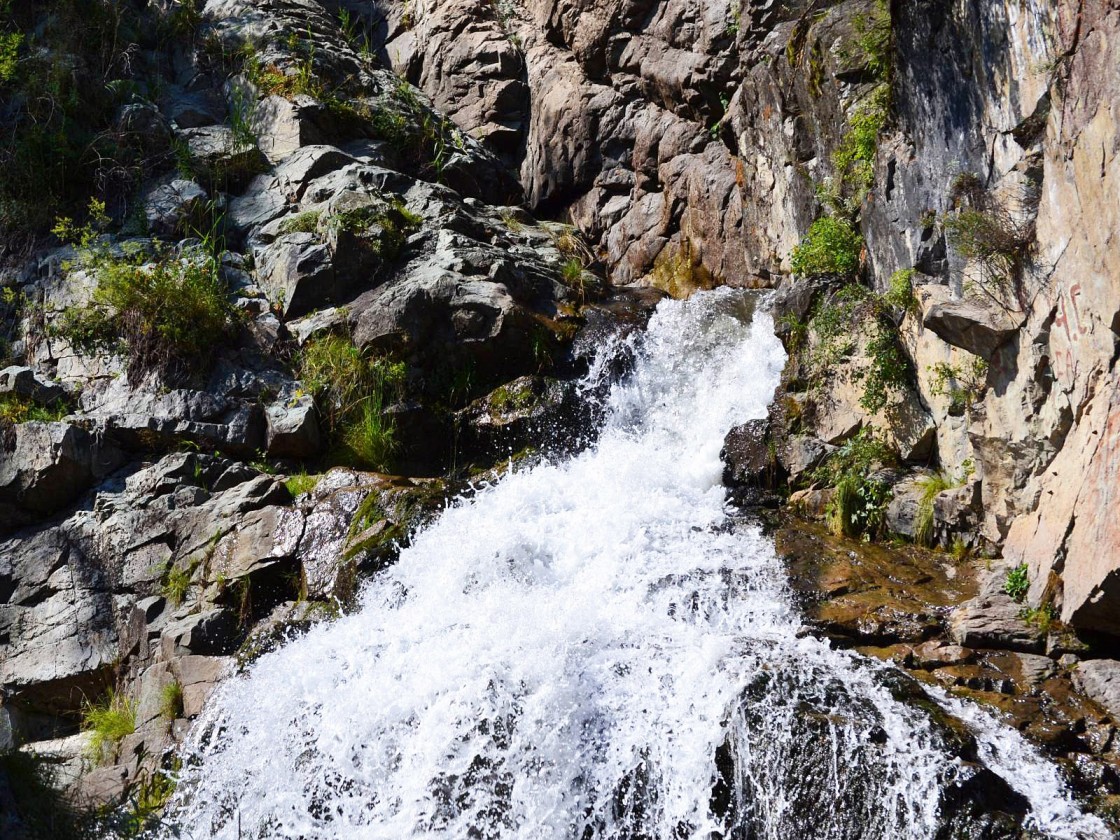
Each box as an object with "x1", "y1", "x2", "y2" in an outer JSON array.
[{"x1": 82, "y1": 690, "x2": 136, "y2": 763}]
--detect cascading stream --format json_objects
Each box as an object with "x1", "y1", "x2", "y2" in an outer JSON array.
[{"x1": 165, "y1": 290, "x2": 1106, "y2": 840}]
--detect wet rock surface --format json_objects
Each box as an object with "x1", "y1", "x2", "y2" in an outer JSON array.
[{"x1": 772, "y1": 512, "x2": 1120, "y2": 824}]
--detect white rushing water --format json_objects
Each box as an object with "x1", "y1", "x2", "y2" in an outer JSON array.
[{"x1": 166, "y1": 289, "x2": 1107, "y2": 840}]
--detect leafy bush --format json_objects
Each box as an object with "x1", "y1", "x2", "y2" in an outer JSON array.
[
  {"x1": 928, "y1": 357, "x2": 988, "y2": 415},
  {"x1": 850, "y1": 0, "x2": 891, "y2": 80},
  {"x1": 1003, "y1": 563, "x2": 1030, "y2": 603},
  {"x1": 61, "y1": 252, "x2": 233, "y2": 385},
  {"x1": 860, "y1": 322, "x2": 911, "y2": 413},
  {"x1": 802, "y1": 283, "x2": 911, "y2": 412},
  {"x1": 883, "y1": 268, "x2": 916, "y2": 313},
  {"x1": 790, "y1": 217, "x2": 863, "y2": 277},
  {"x1": 82, "y1": 690, "x2": 136, "y2": 762},
  {"x1": 0, "y1": 394, "x2": 69, "y2": 425},
  {"x1": 944, "y1": 209, "x2": 1032, "y2": 282},
  {"x1": 814, "y1": 428, "x2": 895, "y2": 540},
  {"x1": 54, "y1": 221, "x2": 235, "y2": 386},
  {"x1": 829, "y1": 84, "x2": 890, "y2": 210},
  {"x1": 298, "y1": 335, "x2": 406, "y2": 471}
]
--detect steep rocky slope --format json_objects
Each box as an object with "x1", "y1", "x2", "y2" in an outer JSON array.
[
  {"x1": 387, "y1": 0, "x2": 1120, "y2": 636},
  {"x1": 2, "y1": 0, "x2": 1120, "y2": 834}
]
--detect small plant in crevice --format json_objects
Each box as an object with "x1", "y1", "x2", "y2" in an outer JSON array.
[
  {"x1": 328, "y1": 199, "x2": 422, "y2": 262},
  {"x1": 790, "y1": 217, "x2": 863, "y2": 278},
  {"x1": 161, "y1": 561, "x2": 195, "y2": 607},
  {"x1": 928, "y1": 356, "x2": 988, "y2": 415},
  {"x1": 159, "y1": 681, "x2": 184, "y2": 720},
  {"x1": 1019, "y1": 603, "x2": 1058, "y2": 634},
  {"x1": 284, "y1": 470, "x2": 322, "y2": 498},
  {"x1": 298, "y1": 334, "x2": 407, "y2": 471},
  {"x1": 82, "y1": 690, "x2": 136, "y2": 763},
  {"x1": 1003, "y1": 563, "x2": 1030, "y2": 603},
  {"x1": 913, "y1": 471, "x2": 962, "y2": 547}
]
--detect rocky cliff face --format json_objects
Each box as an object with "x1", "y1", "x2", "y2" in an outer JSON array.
[
  {"x1": 2, "y1": 0, "x2": 1120, "y2": 832},
  {"x1": 383, "y1": 0, "x2": 1120, "y2": 635}
]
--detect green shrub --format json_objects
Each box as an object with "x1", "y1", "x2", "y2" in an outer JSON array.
[
  {"x1": 0, "y1": 29, "x2": 21, "y2": 84},
  {"x1": 82, "y1": 690, "x2": 136, "y2": 762},
  {"x1": 859, "y1": 320, "x2": 911, "y2": 413},
  {"x1": 830, "y1": 84, "x2": 890, "y2": 209},
  {"x1": 1003, "y1": 563, "x2": 1030, "y2": 603},
  {"x1": 790, "y1": 217, "x2": 863, "y2": 277},
  {"x1": 0, "y1": 1, "x2": 206, "y2": 232},
  {"x1": 801, "y1": 281, "x2": 912, "y2": 412},
  {"x1": 159, "y1": 681, "x2": 184, "y2": 720},
  {"x1": 850, "y1": 0, "x2": 891, "y2": 80},
  {"x1": 56, "y1": 237, "x2": 234, "y2": 386},
  {"x1": 814, "y1": 428, "x2": 895, "y2": 540},
  {"x1": 928, "y1": 357, "x2": 988, "y2": 415},
  {"x1": 0, "y1": 394, "x2": 69, "y2": 425},
  {"x1": 883, "y1": 268, "x2": 916, "y2": 313},
  {"x1": 944, "y1": 209, "x2": 1024, "y2": 269}
]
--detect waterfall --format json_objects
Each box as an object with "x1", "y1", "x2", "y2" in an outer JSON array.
[{"x1": 164, "y1": 289, "x2": 1106, "y2": 839}]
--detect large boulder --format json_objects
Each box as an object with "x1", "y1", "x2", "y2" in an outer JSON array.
[
  {"x1": 0, "y1": 422, "x2": 122, "y2": 528},
  {"x1": 919, "y1": 285, "x2": 1022, "y2": 360},
  {"x1": 79, "y1": 382, "x2": 266, "y2": 455},
  {"x1": 1072, "y1": 659, "x2": 1120, "y2": 720}
]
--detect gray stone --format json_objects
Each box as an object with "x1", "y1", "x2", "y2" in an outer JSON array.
[
  {"x1": 0, "y1": 366, "x2": 65, "y2": 405},
  {"x1": 266, "y1": 394, "x2": 321, "y2": 458},
  {"x1": 143, "y1": 179, "x2": 209, "y2": 237},
  {"x1": 919, "y1": 285, "x2": 1021, "y2": 360},
  {"x1": 174, "y1": 655, "x2": 230, "y2": 718},
  {"x1": 949, "y1": 567, "x2": 1044, "y2": 653},
  {"x1": 780, "y1": 435, "x2": 835, "y2": 481},
  {"x1": 80, "y1": 382, "x2": 265, "y2": 455},
  {"x1": 255, "y1": 233, "x2": 339, "y2": 319},
  {"x1": 1072, "y1": 659, "x2": 1120, "y2": 719},
  {"x1": 0, "y1": 422, "x2": 122, "y2": 523}
]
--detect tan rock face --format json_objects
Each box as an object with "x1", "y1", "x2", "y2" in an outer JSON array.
[{"x1": 995, "y1": 5, "x2": 1120, "y2": 633}]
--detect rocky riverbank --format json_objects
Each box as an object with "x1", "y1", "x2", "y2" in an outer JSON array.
[{"x1": 768, "y1": 513, "x2": 1120, "y2": 827}]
